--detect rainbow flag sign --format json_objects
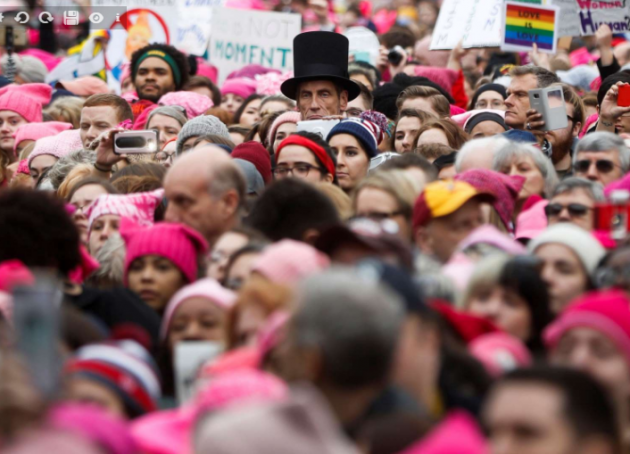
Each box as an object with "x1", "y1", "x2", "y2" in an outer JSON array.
[{"x1": 501, "y1": 2, "x2": 559, "y2": 54}]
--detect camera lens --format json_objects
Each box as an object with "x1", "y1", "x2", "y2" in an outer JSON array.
[{"x1": 115, "y1": 136, "x2": 146, "y2": 148}]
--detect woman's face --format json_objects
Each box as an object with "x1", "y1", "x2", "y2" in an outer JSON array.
[
  {"x1": 234, "y1": 304, "x2": 267, "y2": 348},
  {"x1": 501, "y1": 155, "x2": 545, "y2": 200},
  {"x1": 88, "y1": 214, "x2": 120, "y2": 256},
  {"x1": 168, "y1": 296, "x2": 227, "y2": 350},
  {"x1": 475, "y1": 90, "x2": 506, "y2": 110},
  {"x1": 148, "y1": 114, "x2": 182, "y2": 149},
  {"x1": 221, "y1": 93, "x2": 245, "y2": 116},
  {"x1": 273, "y1": 122, "x2": 297, "y2": 153},
  {"x1": 121, "y1": 77, "x2": 135, "y2": 95},
  {"x1": 67, "y1": 377, "x2": 127, "y2": 419},
  {"x1": 535, "y1": 243, "x2": 589, "y2": 313},
  {"x1": 29, "y1": 155, "x2": 58, "y2": 183},
  {"x1": 470, "y1": 120, "x2": 506, "y2": 139},
  {"x1": 355, "y1": 187, "x2": 410, "y2": 240},
  {"x1": 416, "y1": 128, "x2": 449, "y2": 147},
  {"x1": 467, "y1": 285, "x2": 532, "y2": 342},
  {"x1": 127, "y1": 254, "x2": 188, "y2": 313},
  {"x1": 395, "y1": 116, "x2": 421, "y2": 153},
  {"x1": 239, "y1": 99, "x2": 262, "y2": 126},
  {"x1": 275, "y1": 144, "x2": 332, "y2": 183},
  {"x1": 70, "y1": 184, "x2": 109, "y2": 245},
  {"x1": 551, "y1": 327, "x2": 630, "y2": 401},
  {"x1": 225, "y1": 252, "x2": 260, "y2": 291},
  {"x1": 329, "y1": 133, "x2": 370, "y2": 192},
  {"x1": 206, "y1": 232, "x2": 248, "y2": 283},
  {"x1": 181, "y1": 136, "x2": 198, "y2": 154}
]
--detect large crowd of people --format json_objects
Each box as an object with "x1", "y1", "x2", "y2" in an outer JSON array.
[{"x1": 1, "y1": 0, "x2": 630, "y2": 453}]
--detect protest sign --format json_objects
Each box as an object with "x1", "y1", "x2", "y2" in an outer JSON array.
[
  {"x1": 175, "y1": 341, "x2": 223, "y2": 404},
  {"x1": 90, "y1": 0, "x2": 178, "y2": 91},
  {"x1": 177, "y1": 0, "x2": 224, "y2": 56},
  {"x1": 501, "y1": 2, "x2": 559, "y2": 54},
  {"x1": 430, "y1": 0, "x2": 503, "y2": 50},
  {"x1": 345, "y1": 27, "x2": 381, "y2": 67},
  {"x1": 550, "y1": 0, "x2": 629, "y2": 37},
  {"x1": 210, "y1": 8, "x2": 301, "y2": 84}
]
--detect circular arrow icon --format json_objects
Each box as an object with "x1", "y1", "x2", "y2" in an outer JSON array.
[
  {"x1": 89, "y1": 12, "x2": 104, "y2": 24},
  {"x1": 39, "y1": 12, "x2": 53, "y2": 24},
  {"x1": 14, "y1": 12, "x2": 29, "y2": 24}
]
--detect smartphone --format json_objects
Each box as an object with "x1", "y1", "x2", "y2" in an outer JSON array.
[
  {"x1": 528, "y1": 87, "x2": 568, "y2": 131},
  {"x1": 0, "y1": 25, "x2": 28, "y2": 48},
  {"x1": 595, "y1": 190, "x2": 630, "y2": 240},
  {"x1": 174, "y1": 341, "x2": 223, "y2": 404},
  {"x1": 114, "y1": 130, "x2": 159, "y2": 154},
  {"x1": 619, "y1": 85, "x2": 630, "y2": 108},
  {"x1": 296, "y1": 119, "x2": 340, "y2": 140},
  {"x1": 12, "y1": 272, "x2": 62, "y2": 398},
  {"x1": 369, "y1": 151, "x2": 400, "y2": 172}
]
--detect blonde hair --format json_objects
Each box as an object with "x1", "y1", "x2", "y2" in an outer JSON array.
[
  {"x1": 459, "y1": 254, "x2": 509, "y2": 310},
  {"x1": 44, "y1": 96, "x2": 85, "y2": 128},
  {"x1": 316, "y1": 182, "x2": 353, "y2": 220},
  {"x1": 57, "y1": 164, "x2": 94, "y2": 200},
  {"x1": 352, "y1": 169, "x2": 421, "y2": 220}
]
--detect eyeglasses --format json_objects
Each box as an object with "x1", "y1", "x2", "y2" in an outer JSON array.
[
  {"x1": 352, "y1": 210, "x2": 405, "y2": 222},
  {"x1": 273, "y1": 163, "x2": 321, "y2": 178},
  {"x1": 573, "y1": 159, "x2": 619, "y2": 174},
  {"x1": 545, "y1": 203, "x2": 592, "y2": 218},
  {"x1": 155, "y1": 150, "x2": 176, "y2": 162},
  {"x1": 474, "y1": 99, "x2": 505, "y2": 109}
]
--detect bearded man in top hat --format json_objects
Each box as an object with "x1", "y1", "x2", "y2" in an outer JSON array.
[{"x1": 281, "y1": 32, "x2": 360, "y2": 121}]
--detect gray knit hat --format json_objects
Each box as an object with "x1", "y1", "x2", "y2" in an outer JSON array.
[
  {"x1": 146, "y1": 106, "x2": 188, "y2": 128},
  {"x1": 176, "y1": 115, "x2": 230, "y2": 155},
  {"x1": 234, "y1": 158, "x2": 264, "y2": 195}
]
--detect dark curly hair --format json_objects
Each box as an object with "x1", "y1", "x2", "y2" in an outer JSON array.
[
  {"x1": 130, "y1": 43, "x2": 190, "y2": 91},
  {"x1": 0, "y1": 189, "x2": 81, "y2": 276}
]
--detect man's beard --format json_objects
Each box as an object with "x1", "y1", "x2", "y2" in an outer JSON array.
[{"x1": 138, "y1": 84, "x2": 173, "y2": 103}]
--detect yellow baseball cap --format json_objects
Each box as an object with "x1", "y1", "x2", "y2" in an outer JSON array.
[{"x1": 413, "y1": 180, "x2": 492, "y2": 228}]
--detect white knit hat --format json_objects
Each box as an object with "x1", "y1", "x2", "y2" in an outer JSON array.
[{"x1": 528, "y1": 223, "x2": 606, "y2": 275}]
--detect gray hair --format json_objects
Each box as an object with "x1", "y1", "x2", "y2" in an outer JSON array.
[
  {"x1": 208, "y1": 158, "x2": 247, "y2": 215},
  {"x1": 86, "y1": 233, "x2": 126, "y2": 289},
  {"x1": 455, "y1": 137, "x2": 509, "y2": 173},
  {"x1": 48, "y1": 149, "x2": 96, "y2": 190},
  {"x1": 574, "y1": 132, "x2": 630, "y2": 173},
  {"x1": 146, "y1": 106, "x2": 188, "y2": 128},
  {"x1": 1, "y1": 54, "x2": 47, "y2": 84},
  {"x1": 493, "y1": 141, "x2": 559, "y2": 198},
  {"x1": 291, "y1": 268, "x2": 404, "y2": 388},
  {"x1": 552, "y1": 177, "x2": 605, "y2": 202}
]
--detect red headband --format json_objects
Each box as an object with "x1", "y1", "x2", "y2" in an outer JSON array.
[{"x1": 276, "y1": 135, "x2": 336, "y2": 177}]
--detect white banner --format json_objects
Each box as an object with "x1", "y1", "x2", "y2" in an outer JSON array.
[
  {"x1": 210, "y1": 8, "x2": 301, "y2": 84},
  {"x1": 177, "y1": 0, "x2": 224, "y2": 56}
]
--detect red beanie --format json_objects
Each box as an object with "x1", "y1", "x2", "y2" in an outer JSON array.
[{"x1": 232, "y1": 141, "x2": 272, "y2": 184}]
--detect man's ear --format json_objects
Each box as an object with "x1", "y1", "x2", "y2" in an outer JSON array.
[
  {"x1": 572, "y1": 121, "x2": 582, "y2": 137},
  {"x1": 414, "y1": 225, "x2": 433, "y2": 255},
  {"x1": 340, "y1": 90, "x2": 349, "y2": 112}
]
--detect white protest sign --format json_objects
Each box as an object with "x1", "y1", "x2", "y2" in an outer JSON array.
[
  {"x1": 549, "y1": 0, "x2": 583, "y2": 37},
  {"x1": 345, "y1": 27, "x2": 381, "y2": 67},
  {"x1": 175, "y1": 341, "x2": 223, "y2": 405},
  {"x1": 45, "y1": 33, "x2": 107, "y2": 84},
  {"x1": 177, "y1": 0, "x2": 224, "y2": 56},
  {"x1": 210, "y1": 8, "x2": 301, "y2": 84},
  {"x1": 430, "y1": 0, "x2": 503, "y2": 50},
  {"x1": 90, "y1": 0, "x2": 178, "y2": 90}
]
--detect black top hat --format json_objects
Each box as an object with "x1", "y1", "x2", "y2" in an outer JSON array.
[{"x1": 281, "y1": 31, "x2": 360, "y2": 101}]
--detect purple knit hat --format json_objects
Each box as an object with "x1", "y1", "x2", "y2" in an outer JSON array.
[
  {"x1": 455, "y1": 169, "x2": 525, "y2": 232},
  {"x1": 27, "y1": 129, "x2": 83, "y2": 167},
  {"x1": 120, "y1": 221, "x2": 208, "y2": 284}
]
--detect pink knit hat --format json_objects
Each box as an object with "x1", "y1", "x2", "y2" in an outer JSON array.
[
  {"x1": 85, "y1": 189, "x2": 164, "y2": 234},
  {"x1": 256, "y1": 71, "x2": 293, "y2": 96},
  {"x1": 13, "y1": 121, "x2": 73, "y2": 153},
  {"x1": 221, "y1": 78, "x2": 257, "y2": 99},
  {"x1": 267, "y1": 111, "x2": 300, "y2": 146},
  {"x1": 195, "y1": 58, "x2": 218, "y2": 83},
  {"x1": 413, "y1": 66, "x2": 459, "y2": 94},
  {"x1": 545, "y1": 290, "x2": 630, "y2": 366},
  {"x1": 27, "y1": 129, "x2": 83, "y2": 167},
  {"x1": 159, "y1": 91, "x2": 214, "y2": 119},
  {"x1": 515, "y1": 199, "x2": 548, "y2": 241},
  {"x1": 161, "y1": 278, "x2": 236, "y2": 340},
  {"x1": 121, "y1": 221, "x2": 208, "y2": 284},
  {"x1": 251, "y1": 240, "x2": 330, "y2": 285},
  {"x1": 0, "y1": 82, "x2": 52, "y2": 122},
  {"x1": 455, "y1": 169, "x2": 524, "y2": 232},
  {"x1": 57, "y1": 76, "x2": 111, "y2": 97},
  {"x1": 469, "y1": 333, "x2": 532, "y2": 378}
]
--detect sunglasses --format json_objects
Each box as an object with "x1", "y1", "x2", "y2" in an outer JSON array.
[
  {"x1": 545, "y1": 203, "x2": 592, "y2": 218},
  {"x1": 573, "y1": 159, "x2": 618, "y2": 174}
]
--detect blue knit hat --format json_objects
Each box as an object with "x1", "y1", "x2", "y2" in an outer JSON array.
[{"x1": 327, "y1": 117, "x2": 381, "y2": 158}]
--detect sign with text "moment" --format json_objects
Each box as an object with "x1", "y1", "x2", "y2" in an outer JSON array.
[{"x1": 210, "y1": 8, "x2": 301, "y2": 84}]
